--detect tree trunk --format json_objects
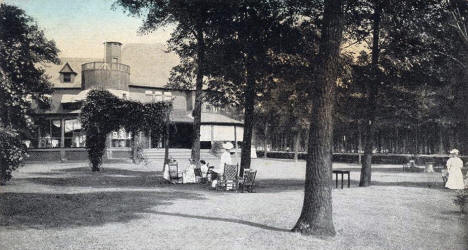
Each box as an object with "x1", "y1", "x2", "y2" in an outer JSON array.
[
  {"x1": 191, "y1": 26, "x2": 205, "y2": 163},
  {"x1": 0, "y1": 160, "x2": 6, "y2": 185},
  {"x1": 294, "y1": 131, "x2": 300, "y2": 162},
  {"x1": 438, "y1": 124, "x2": 444, "y2": 154},
  {"x1": 292, "y1": 0, "x2": 343, "y2": 236},
  {"x1": 240, "y1": 54, "x2": 256, "y2": 175},
  {"x1": 164, "y1": 111, "x2": 171, "y2": 164},
  {"x1": 131, "y1": 131, "x2": 138, "y2": 164},
  {"x1": 359, "y1": 2, "x2": 381, "y2": 187},
  {"x1": 461, "y1": 48, "x2": 468, "y2": 155},
  {"x1": 264, "y1": 122, "x2": 268, "y2": 158}
]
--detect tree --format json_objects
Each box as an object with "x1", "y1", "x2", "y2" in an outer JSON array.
[
  {"x1": 345, "y1": 0, "x2": 446, "y2": 186},
  {"x1": 0, "y1": 3, "x2": 60, "y2": 183},
  {"x1": 113, "y1": 0, "x2": 225, "y2": 163},
  {"x1": 201, "y1": 0, "x2": 296, "y2": 174},
  {"x1": 443, "y1": 0, "x2": 468, "y2": 154},
  {"x1": 292, "y1": 0, "x2": 344, "y2": 236}
]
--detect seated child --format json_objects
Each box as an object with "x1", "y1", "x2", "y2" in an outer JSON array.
[
  {"x1": 183, "y1": 159, "x2": 197, "y2": 184},
  {"x1": 200, "y1": 160, "x2": 209, "y2": 177}
]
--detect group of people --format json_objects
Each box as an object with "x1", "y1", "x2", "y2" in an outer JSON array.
[
  {"x1": 163, "y1": 141, "x2": 234, "y2": 185},
  {"x1": 445, "y1": 149, "x2": 467, "y2": 190}
]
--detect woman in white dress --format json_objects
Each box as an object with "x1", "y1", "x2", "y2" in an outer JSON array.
[
  {"x1": 183, "y1": 159, "x2": 197, "y2": 184},
  {"x1": 445, "y1": 149, "x2": 465, "y2": 190},
  {"x1": 211, "y1": 142, "x2": 233, "y2": 188}
]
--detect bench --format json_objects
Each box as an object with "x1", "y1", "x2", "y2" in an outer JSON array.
[{"x1": 333, "y1": 170, "x2": 350, "y2": 189}]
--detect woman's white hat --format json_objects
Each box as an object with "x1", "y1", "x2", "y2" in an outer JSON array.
[
  {"x1": 450, "y1": 149, "x2": 459, "y2": 155},
  {"x1": 223, "y1": 142, "x2": 234, "y2": 150}
]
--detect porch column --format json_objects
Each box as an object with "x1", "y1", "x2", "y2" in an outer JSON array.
[
  {"x1": 60, "y1": 118, "x2": 65, "y2": 162},
  {"x1": 234, "y1": 125, "x2": 238, "y2": 162},
  {"x1": 210, "y1": 124, "x2": 214, "y2": 147}
]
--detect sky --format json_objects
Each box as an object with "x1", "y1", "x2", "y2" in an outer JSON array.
[{"x1": 4, "y1": 0, "x2": 173, "y2": 58}]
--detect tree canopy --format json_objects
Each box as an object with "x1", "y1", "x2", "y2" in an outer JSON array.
[{"x1": 0, "y1": 3, "x2": 60, "y2": 184}]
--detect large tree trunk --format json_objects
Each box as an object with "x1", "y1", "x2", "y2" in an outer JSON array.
[
  {"x1": 191, "y1": 27, "x2": 205, "y2": 163},
  {"x1": 292, "y1": 0, "x2": 343, "y2": 236},
  {"x1": 359, "y1": 2, "x2": 381, "y2": 187},
  {"x1": 240, "y1": 54, "x2": 256, "y2": 176},
  {"x1": 460, "y1": 48, "x2": 468, "y2": 155}
]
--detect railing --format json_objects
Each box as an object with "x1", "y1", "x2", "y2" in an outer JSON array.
[{"x1": 81, "y1": 62, "x2": 130, "y2": 73}]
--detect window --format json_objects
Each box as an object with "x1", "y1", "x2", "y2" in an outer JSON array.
[
  {"x1": 64, "y1": 119, "x2": 86, "y2": 148},
  {"x1": 63, "y1": 73, "x2": 72, "y2": 83},
  {"x1": 163, "y1": 92, "x2": 172, "y2": 101},
  {"x1": 112, "y1": 57, "x2": 119, "y2": 63},
  {"x1": 32, "y1": 119, "x2": 62, "y2": 148},
  {"x1": 111, "y1": 128, "x2": 132, "y2": 148},
  {"x1": 154, "y1": 91, "x2": 163, "y2": 102}
]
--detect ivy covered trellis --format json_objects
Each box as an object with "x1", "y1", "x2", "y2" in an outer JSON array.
[{"x1": 80, "y1": 90, "x2": 172, "y2": 171}]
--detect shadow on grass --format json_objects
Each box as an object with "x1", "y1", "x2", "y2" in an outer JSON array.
[
  {"x1": 25, "y1": 167, "x2": 166, "y2": 188},
  {"x1": 0, "y1": 191, "x2": 204, "y2": 229},
  {"x1": 153, "y1": 211, "x2": 290, "y2": 232},
  {"x1": 254, "y1": 178, "x2": 445, "y2": 193}
]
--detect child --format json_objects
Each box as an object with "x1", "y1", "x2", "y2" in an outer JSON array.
[{"x1": 200, "y1": 160, "x2": 209, "y2": 178}]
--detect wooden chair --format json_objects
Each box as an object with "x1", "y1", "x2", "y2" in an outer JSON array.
[
  {"x1": 239, "y1": 169, "x2": 257, "y2": 193},
  {"x1": 194, "y1": 168, "x2": 207, "y2": 183},
  {"x1": 168, "y1": 162, "x2": 182, "y2": 184},
  {"x1": 216, "y1": 163, "x2": 239, "y2": 191}
]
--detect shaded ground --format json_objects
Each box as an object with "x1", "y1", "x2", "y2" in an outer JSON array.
[{"x1": 0, "y1": 159, "x2": 466, "y2": 250}]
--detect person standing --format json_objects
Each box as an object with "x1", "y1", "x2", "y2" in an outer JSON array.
[
  {"x1": 211, "y1": 142, "x2": 233, "y2": 188},
  {"x1": 445, "y1": 149, "x2": 465, "y2": 189}
]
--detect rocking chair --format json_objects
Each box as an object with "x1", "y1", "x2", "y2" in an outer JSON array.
[
  {"x1": 239, "y1": 169, "x2": 257, "y2": 193},
  {"x1": 216, "y1": 163, "x2": 239, "y2": 191},
  {"x1": 168, "y1": 162, "x2": 182, "y2": 184}
]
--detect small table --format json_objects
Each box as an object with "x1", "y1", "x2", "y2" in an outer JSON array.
[{"x1": 333, "y1": 170, "x2": 350, "y2": 189}]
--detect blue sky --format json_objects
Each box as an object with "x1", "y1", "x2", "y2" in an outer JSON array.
[{"x1": 4, "y1": 0, "x2": 172, "y2": 57}]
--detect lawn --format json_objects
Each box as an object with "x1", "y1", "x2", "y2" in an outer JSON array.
[{"x1": 0, "y1": 159, "x2": 466, "y2": 250}]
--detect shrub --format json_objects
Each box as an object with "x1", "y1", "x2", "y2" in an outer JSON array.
[
  {"x1": 0, "y1": 128, "x2": 28, "y2": 184},
  {"x1": 453, "y1": 189, "x2": 467, "y2": 215}
]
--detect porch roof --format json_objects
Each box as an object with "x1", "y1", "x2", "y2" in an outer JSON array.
[{"x1": 34, "y1": 92, "x2": 244, "y2": 126}]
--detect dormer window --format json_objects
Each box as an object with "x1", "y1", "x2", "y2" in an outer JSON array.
[
  {"x1": 59, "y1": 62, "x2": 77, "y2": 83},
  {"x1": 63, "y1": 73, "x2": 72, "y2": 82}
]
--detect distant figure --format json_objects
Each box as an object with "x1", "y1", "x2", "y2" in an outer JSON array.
[
  {"x1": 183, "y1": 159, "x2": 197, "y2": 184},
  {"x1": 219, "y1": 142, "x2": 233, "y2": 169},
  {"x1": 445, "y1": 149, "x2": 465, "y2": 190}
]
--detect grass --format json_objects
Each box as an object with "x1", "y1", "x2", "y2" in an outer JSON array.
[{"x1": 0, "y1": 159, "x2": 466, "y2": 250}]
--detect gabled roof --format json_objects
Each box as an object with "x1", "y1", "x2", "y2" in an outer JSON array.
[
  {"x1": 43, "y1": 43, "x2": 179, "y2": 89},
  {"x1": 59, "y1": 62, "x2": 77, "y2": 74},
  {"x1": 43, "y1": 57, "x2": 99, "y2": 88}
]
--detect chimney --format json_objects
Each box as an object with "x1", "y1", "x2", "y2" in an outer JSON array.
[{"x1": 104, "y1": 41, "x2": 122, "y2": 64}]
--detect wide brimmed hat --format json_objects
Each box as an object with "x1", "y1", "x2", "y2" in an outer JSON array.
[
  {"x1": 223, "y1": 142, "x2": 234, "y2": 150},
  {"x1": 450, "y1": 149, "x2": 459, "y2": 155}
]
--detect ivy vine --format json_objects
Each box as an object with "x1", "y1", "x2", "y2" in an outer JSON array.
[{"x1": 80, "y1": 89, "x2": 171, "y2": 171}]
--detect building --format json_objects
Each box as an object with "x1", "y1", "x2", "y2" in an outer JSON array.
[{"x1": 28, "y1": 42, "x2": 243, "y2": 161}]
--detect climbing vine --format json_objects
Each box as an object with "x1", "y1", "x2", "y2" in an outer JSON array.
[{"x1": 80, "y1": 89, "x2": 171, "y2": 171}]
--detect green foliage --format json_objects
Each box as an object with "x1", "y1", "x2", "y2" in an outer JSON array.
[
  {"x1": 0, "y1": 3, "x2": 60, "y2": 134},
  {"x1": 81, "y1": 90, "x2": 171, "y2": 171},
  {"x1": 0, "y1": 4, "x2": 59, "y2": 183},
  {"x1": 453, "y1": 189, "x2": 467, "y2": 214},
  {"x1": 0, "y1": 128, "x2": 28, "y2": 184}
]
